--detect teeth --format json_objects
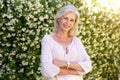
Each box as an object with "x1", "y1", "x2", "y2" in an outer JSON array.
[{"x1": 64, "y1": 25, "x2": 68, "y2": 27}]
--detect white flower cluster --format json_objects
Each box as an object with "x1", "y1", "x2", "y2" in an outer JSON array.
[{"x1": 78, "y1": 1, "x2": 120, "y2": 79}]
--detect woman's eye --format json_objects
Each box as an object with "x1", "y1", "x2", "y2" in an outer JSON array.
[
  {"x1": 70, "y1": 19, "x2": 75, "y2": 22},
  {"x1": 64, "y1": 17, "x2": 68, "y2": 20}
]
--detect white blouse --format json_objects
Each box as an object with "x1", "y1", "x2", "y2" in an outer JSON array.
[{"x1": 41, "y1": 35, "x2": 92, "y2": 80}]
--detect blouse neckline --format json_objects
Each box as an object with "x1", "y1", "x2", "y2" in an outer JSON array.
[{"x1": 48, "y1": 35, "x2": 75, "y2": 48}]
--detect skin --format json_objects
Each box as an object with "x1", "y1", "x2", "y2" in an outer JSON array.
[{"x1": 51, "y1": 11, "x2": 84, "y2": 75}]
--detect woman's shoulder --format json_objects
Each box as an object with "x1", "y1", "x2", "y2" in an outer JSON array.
[
  {"x1": 42, "y1": 34, "x2": 51, "y2": 41},
  {"x1": 73, "y1": 36, "x2": 82, "y2": 44},
  {"x1": 73, "y1": 36, "x2": 81, "y2": 41},
  {"x1": 41, "y1": 34, "x2": 54, "y2": 47},
  {"x1": 43, "y1": 34, "x2": 50, "y2": 38}
]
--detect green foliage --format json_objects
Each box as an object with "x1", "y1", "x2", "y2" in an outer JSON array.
[{"x1": 0, "y1": 0, "x2": 120, "y2": 80}]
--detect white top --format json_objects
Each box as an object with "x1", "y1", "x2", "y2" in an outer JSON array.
[{"x1": 41, "y1": 35, "x2": 92, "y2": 80}]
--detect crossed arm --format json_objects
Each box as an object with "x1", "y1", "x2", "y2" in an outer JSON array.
[{"x1": 53, "y1": 59, "x2": 84, "y2": 75}]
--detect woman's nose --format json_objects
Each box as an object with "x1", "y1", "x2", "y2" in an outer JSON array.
[{"x1": 66, "y1": 19, "x2": 70, "y2": 24}]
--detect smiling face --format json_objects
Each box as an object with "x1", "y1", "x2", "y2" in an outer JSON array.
[{"x1": 57, "y1": 11, "x2": 76, "y2": 32}]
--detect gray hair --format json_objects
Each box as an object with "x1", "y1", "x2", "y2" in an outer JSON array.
[{"x1": 53, "y1": 4, "x2": 79, "y2": 36}]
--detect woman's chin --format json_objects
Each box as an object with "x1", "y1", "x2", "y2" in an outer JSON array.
[
  {"x1": 62, "y1": 29, "x2": 70, "y2": 32},
  {"x1": 62, "y1": 27, "x2": 71, "y2": 31}
]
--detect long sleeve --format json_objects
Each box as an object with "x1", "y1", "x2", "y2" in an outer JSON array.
[
  {"x1": 76, "y1": 38, "x2": 92, "y2": 74},
  {"x1": 41, "y1": 35, "x2": 60, "y2": 78}
]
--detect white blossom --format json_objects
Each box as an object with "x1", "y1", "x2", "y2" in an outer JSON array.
[
  {"x1": 7, "y1": 33, "x2": 12, "y2": 38},
  {"x1": 6, "y1": 43, "x2": 11, "y2": 47},
  {"x1": 8, "y1": 26, "x2": 15, "y2": 31},
  {"x1": 10, "y1": 52, "x2": 16, "y2": 56},
  {"x1": 0, "y1": 54, "x2": 3, "y2": 57},
  {"x1": 2, "y1": 14, "x2": 13, "y2": 19},
  {"x1": 22, "y1": 61, "x2": 28, "y2": 66},
  {"x1": 0, "y1": 61, "x2": 2, "y2": 65},
  {"x1": 2, "y1": 27, "x2": 6, "y2": 31},
  {"x1": 18, "y1": 68, "x2": 24, "y2": 72},
  {"x1": 21, "y1": 37, "x2": 26, "y2": 41}
]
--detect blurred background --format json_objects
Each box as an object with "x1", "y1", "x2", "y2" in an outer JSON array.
[{"x1": 0, "y1": 0, "x2": 120, "y2": 80}]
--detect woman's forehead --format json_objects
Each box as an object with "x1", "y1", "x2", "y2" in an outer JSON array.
[{"x1": 62, "y1": 11, "x2": 76, "y2": 19}]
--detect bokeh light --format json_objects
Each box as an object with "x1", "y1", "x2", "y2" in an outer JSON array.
[{"x1": 97, "y1": 0, "x2": 120, "y2": 10}]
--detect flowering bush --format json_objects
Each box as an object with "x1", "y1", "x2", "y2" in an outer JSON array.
[
  {"x1": 0, "y1": 0, "x2": 120, "y2": 80},
  {"x1": 0, "y1": 0, "x2": 43, "y2": 79},
  {"x1": 77, "y1": 2, "x2": 120, "y2": 79}
]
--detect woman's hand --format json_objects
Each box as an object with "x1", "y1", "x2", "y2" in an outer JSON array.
[
  {"x1": 58, "y1": 67, "x2": 78, "y2": 75},
  {"x1": 53, "y1": 59, "x2": 67, "y2": 67},
  {"x1": 53, "y1": 59, "x2": 84, "y2": 72},
  {"x1": 53, "y1": 59, "x2": 78, "y2": 75}
]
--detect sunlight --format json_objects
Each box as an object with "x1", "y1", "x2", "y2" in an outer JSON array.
[
  {"x1": 97, "y1": 0, "x2": 120, "y2": 10},
  {"x1": 111, "y1": 0, "x2": 120, "y2": 9},
  {"x1": 97, "y1": 0, "x2": 108, "y2": 7}
]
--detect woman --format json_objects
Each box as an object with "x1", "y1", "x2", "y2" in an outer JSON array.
[{"x1": 41, "y1": 4, "x2": 92, "y2": 80}]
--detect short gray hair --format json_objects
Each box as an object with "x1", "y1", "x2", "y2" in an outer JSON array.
[{"x1": 53, "y1": 4, "x2": 79, "y2": 36}]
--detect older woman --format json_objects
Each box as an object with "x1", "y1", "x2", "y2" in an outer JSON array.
[{"x1": 41, "y1": 4, "x2": 92, "y2": 80}]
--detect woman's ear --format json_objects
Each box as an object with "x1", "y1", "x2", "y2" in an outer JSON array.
[
  {"x1": 57, "y1": 18, "x2": 60, "y2": 22},
  {"x1": 57, "y1": 18, "x2": 60, "y2": 25}
]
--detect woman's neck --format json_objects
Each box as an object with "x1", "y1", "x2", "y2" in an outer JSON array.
[
  {"x1": 52, "y1": 30, "x2": 73, "y2": 46},
  {"x1": 55, "y1": 30, "x2": 69, "y2": 39}
]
